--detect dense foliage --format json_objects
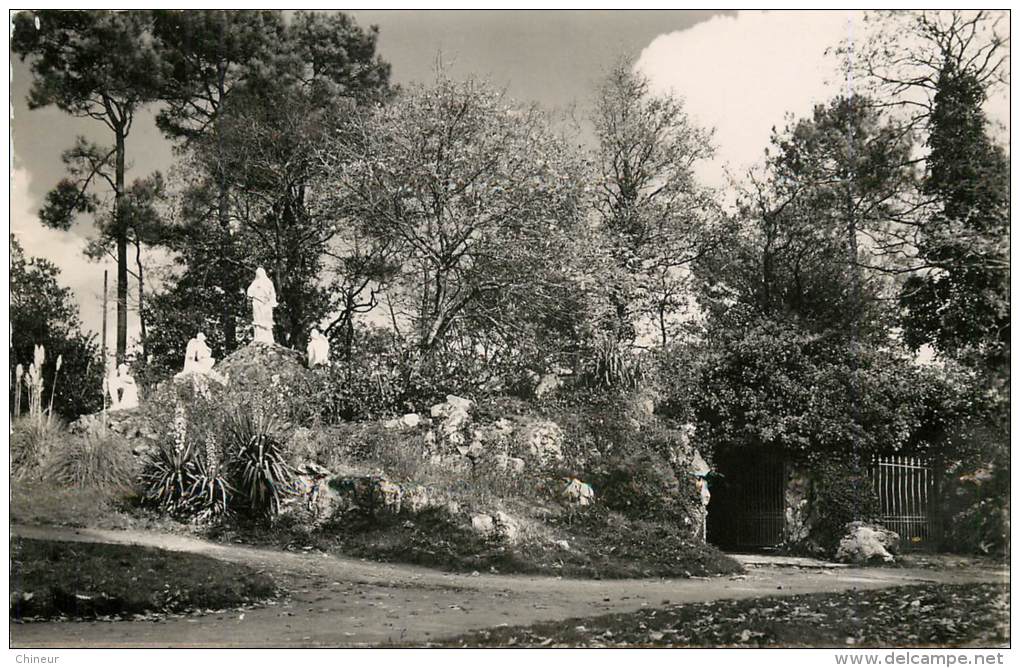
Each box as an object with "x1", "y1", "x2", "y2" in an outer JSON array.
[{"x1": 10, "y1": 237, "x2": 103, "y2": 420}]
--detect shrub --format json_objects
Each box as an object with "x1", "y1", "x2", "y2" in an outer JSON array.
[
  {"x1": 141, "y1": 435, "x2": 232, "y2": 519},
  {"x1": 938, "y1": 449, "x2": 1009, "y2": 556},
  {"x1": 810, "y1": 458, "x2": 881, "y2": 552},
  {"x1": 590, "y1": 448, "x2": 684, "y2": 522},
  {"x1": 225, "y1": 411, "x2": 294, "y2": 517},
  {"x1": 11, "y1": 417, "x2": 62, "y2": 479},
  {"x1": 47, "y1": 432, "x2": 137, "y2": 492}
]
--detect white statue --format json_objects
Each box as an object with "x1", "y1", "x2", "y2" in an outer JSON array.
[
  {"x1": 181, "y1": 332, "x2": 215, "y2": 375},
  {"x1": 246, "y1": 267, "x2": 278, "y2": 344},
  {"x1": 108, "y1": 363, "x2": 139, "y2": 411},
  {"x1": 306, "y1": 328, "x2": 330, "y2": 367}
]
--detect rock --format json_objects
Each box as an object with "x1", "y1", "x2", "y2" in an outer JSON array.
[
  {"x1": 446, "y1": 501, "x2": 461, "y2": 516},
  {"x1": 213, "y1": 342, "x2": 310, "y2": 400},
  {"x1": 553, "y1": 539, "x2": 570, "y2": 550},
  {"x1": 373, "y1": 479, "x2": 403, "y2": 513},
  {"x1": 835, "y1": 521, "x2": 901, "y2": 564},
  {"x1": 534, "y1": 373, "x2": 563, "y2": 399},
  {"x1": 508, "y1": 457, "x2": 526, "y2": 474},
  {"x1": 493, "y1": 511, "x2": 520, "y2": 542},
  {"x1": 385, "y1": 413, "x2": 424, "y2": 430},
  {"x1": 562, "y1": 478, "x2": 595, "y2": 506},
  {"x1": 429, "y1": 395, "x2": 474, "y2": 450},
  {"x1": 403, "y1": 484, "x2": 433, "y2": 514},
  {"x1": 471, "y1": 513, "x2": 495, "y2": 535},
  {"x1": 521, "y1": 420, "x2": 565, "y2": 466},
  {"x1": 328, "y1": 475, "x2": 404, "y2": 518}
]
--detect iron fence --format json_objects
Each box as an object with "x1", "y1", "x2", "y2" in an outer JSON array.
[{"x1": 869, "y1": 454, "x2": 935, "y2": 548}]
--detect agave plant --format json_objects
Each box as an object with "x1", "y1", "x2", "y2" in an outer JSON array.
[
  {"x1": 225, "y1": 409, "x2": 294, "y2": 517},
  {"x1": 142, "y1": 438, "x2": 199, "y2": 515},
  {"x1": 186, "y1": 434, "x2": 234, "y2": 518}
]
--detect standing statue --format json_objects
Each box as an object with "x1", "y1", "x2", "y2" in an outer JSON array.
[
  {"x1": 180, "y1": 332, "x2": 216, "y2": 375},
  {"x1": 108, "y1": 363, "x2": 139, "y2": 411},
  {"x1": 246, "y1": 267, "x2": 278, "y2": 344},
  {"x1": 306, "y1": 328, "x2": 330, "y2": 367}
]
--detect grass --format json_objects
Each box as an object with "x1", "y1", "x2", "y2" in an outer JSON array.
[
  {"x1": 10, "y1": 480, "x2": 182, "y2": 533},
  {"x1": 434, "y1": 582, "x2": 1010, "y2": 648},
  {"x1": 10, "y1": 537, "x2": 278, "y2": 621},
  {"x1": 214, "y1": 504, "x2": 741, "y2": 579}
]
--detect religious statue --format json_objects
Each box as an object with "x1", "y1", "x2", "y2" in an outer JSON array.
[
  {"x1": 108, "y1": 363, "x2": 139, "y2": 411},
  {"x1": 246, "y1": 267, "x2": 278, "y2": 344},
  {"x1": 181, "y1": 332, "x2": 216, "y2": 375},
  {"x1": 306, "y1": 328, "x2": 330, "y2": 367}
]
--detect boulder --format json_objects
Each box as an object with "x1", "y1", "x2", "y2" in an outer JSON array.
[
  {"x1": 520, "y1": 420, "x2": 565, "y2": 466},
  {"x1": 471, "y1": 511, "x2": 521, "y2": 543},
  {"x1": 429, "y1": 394, "x2": 474, "y2": 450},
  {"x1": 328, "y1": 475, "x2": 404, "y2": 517},
  {"x1": 403, "y1": 484, "x2": 434, "y2": 514},
  {"x1": 562, "y1": 478, "x2": 595, "y2": 506},
  {"x1": 471, "y1": 513, "x2": 495, "y2": 535},
  {"x1": 835, "y1": 522, "x2": 901, "y2": 564},
  {"x1": 494, "y1": 511, "x2": 521, "y2": 542},
  {"x1": 384, "y1": 413, "x2": 425, "y2": 430},
  {"x1": 533, "y1": 373, "x2": 564, "y2": 399}
]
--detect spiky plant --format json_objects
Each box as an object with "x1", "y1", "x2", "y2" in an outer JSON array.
[{"x1": 225, "y1": 410, "x2": 293, "y2": 517}]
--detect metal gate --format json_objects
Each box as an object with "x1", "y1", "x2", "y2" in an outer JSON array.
[
  {"x1": 707, "y1": 450, "x2": 786, "y2": 549},
  {"x1": 869, "y1": 455, "x2": 935, "y2": 548}
]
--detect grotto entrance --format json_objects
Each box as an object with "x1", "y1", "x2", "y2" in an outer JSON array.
[{"x1": 707, "y1": 448, "x2": 786, "y2": 550}]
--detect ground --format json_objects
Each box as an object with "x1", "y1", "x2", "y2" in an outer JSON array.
[
  {"x1": 9, "y1": 524, "x2": 1008, "y2": 648},
  {"x1": 10, "y1": 537, "x2": 277, "y2": 621},
  {"x1": 435, "y1": 583, "x2": 1009, "y2": 648}
]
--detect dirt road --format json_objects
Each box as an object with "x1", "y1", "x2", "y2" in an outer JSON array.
[{"x1": 9, "y1": 524, "x2": 1008, "y2": 648}]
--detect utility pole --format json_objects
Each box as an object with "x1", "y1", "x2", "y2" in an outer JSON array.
[
  {"x1": 101, "y1": 270, "x2": 109, "y2": 370},
  {"x1": 101, "y1": 269, "x2": 109, "y2": 420}
]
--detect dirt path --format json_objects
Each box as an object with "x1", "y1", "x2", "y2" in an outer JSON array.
[{"x1": 10, "y1": 524, "x2": 1008, "y2": 648}]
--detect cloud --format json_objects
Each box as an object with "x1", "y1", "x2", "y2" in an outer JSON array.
[
  {"x1": 637, "y1": 10, "x2": 1009, "y2": 191},
  {"x1": 636, "y1": 10, "x2": 855, "y2": 190},
  {"x1": 10, "y1": 162, "x2": 116, "y2": 342}
]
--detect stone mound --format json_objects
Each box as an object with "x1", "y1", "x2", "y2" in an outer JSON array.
[{"x1": 212, "y1": 342, "x2": 313, "y2": 396}]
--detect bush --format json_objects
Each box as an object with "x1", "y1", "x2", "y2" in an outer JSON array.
[
  {"x1": 46, "y1": 431, "x2": 137, "y2": 492},
  {"x1": 140, "y1": 381, "x2": 294, "y2": 521},
  {"x1": 225, "y1": 411, "x2": 293, "y2": 517},
  {"x1": 11, "y1": 417, "x2": 63, "y2": 479},
  {"x1": 810, "y1": 458, "x2": 881, "y2": 552},
  {"x1": 938, "y1": 449, "x2": 1009, "y2": 556},
  {"x1": 590, "y1": 448, "x2": 684, "y2": 522}
]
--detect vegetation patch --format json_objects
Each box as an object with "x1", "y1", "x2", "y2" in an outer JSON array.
[
  {"x1": 10, "y1": 538, "x2": 278, "y2": 621},
  {"x1": 435, "y1": 583, "x2": 1009, "y2": 647}
]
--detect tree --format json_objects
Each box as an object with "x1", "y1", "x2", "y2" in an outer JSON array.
[
  {"x1": 13, "y1": 10, "x2": 162, "y2": 364},
  {"x1": 852, "y1": 11, "x2": 1008, "y2": 133},
  {"x1": 151, "y1": 10, "x2": 286, "y2": 351},
  {"x1": 316, "y1": 75, "x2": 589, "y2": 381},
  {"x1": 10, "y1": 236, "x2": 103, "y2": 420},
  {"x1": 147, "y1": 10, "x2": 393, "y2": 362},
  {"x1": 851, "y1": 10, "x2": 1009, "y2": 373},
  {"x1": 703, "y1": 96, "x2": 916, "y2": 340},
  {"x1": 591, "y1": 61, "x2": 722, "y2": 346},
  {"x1": 900, "y1": 63, "x2": 1009, "y2": 375}
]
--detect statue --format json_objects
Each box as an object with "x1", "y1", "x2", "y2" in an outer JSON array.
[
  {"x1": 246, "y1": 267, "x2": 278, "y2": 344},
  {"x1": 181, "y1": 332, "x2": 216, "y2": 375},
  {"x1": 306, "y1": 328, "x2": 330, "y2": 367},
  {"x1": 108, "y1": 363, "x2": 139, "y2": 411}
]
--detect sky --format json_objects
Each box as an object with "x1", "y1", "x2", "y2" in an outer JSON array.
[{"x1": 9, "y1": 10, "x2": 1010, "y2": 347}]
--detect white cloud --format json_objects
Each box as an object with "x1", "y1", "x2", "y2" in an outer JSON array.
[
  {"x1": 10, "y1": 163, "x2": 117, "y2": 344},
  {"x1": 636, "y1": 10, "x2": 855, "y2": 190},
  {"x1": 637, "y1": 10, "x2": 1009, "y2": 191}
]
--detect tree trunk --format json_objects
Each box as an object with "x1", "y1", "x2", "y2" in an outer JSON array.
[
  {"x1": 134, "y1": 237, "x2": 147, "y2": 362},
  {"x1": 115, "y1": 127, "x2": 128, "y2": 364},
  {"x1": 218, "y1": 179, "x2": 236, "y2": 352}
]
